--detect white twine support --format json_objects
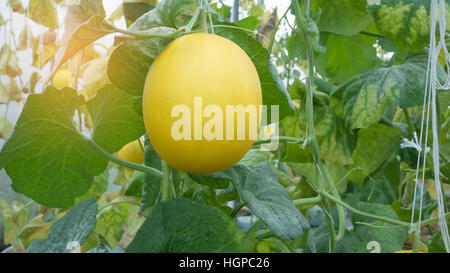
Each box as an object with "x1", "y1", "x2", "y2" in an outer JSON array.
[{"x1": 410, "y1": 0, "x2": 450, "y2": 252}]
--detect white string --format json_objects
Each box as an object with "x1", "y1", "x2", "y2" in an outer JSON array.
[{"x1": 411, "y1": 0, "x2": 450, "y2": 252}]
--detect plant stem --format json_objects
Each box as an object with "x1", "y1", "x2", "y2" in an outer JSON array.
[
  {"x1": 292, "y1": 0, "x2": 345, "y2": 248},
  {"x1": 269, "y1": 3, "x2": 292, "y2": 53},
  {"x1": 230, "y1": 202, "x2": 246, "y2": 218},
  {"x1": 360, "y1": 31, "x2": 384, "y2": 38},
  {"x1": 321, "y1": 191, "x2": 407, "y2": 226},
  {"x1": 199, "y1": 7, "x2": 208, "y2": 33},
  {"x1": 161, "y1": 161, "x2": 171, "y2": 201},
  {"x1": 115, "y1": 27, "x2": 185, "y2": 39},
  {"x1": 87, "y1": 137, "x2": 163, "y2": 178},
  {"x1": 244, "y1": 219, "x2": 264, "y2": 240},
  {"x1": 97, "y1": 200, "x2": 140, "y2": 216},
  {"x1": 252, "y1": 136, "x2": 304, "y2": 146},
  {"x1": 411, "y1": 224, "x2": 421, "y2": 253},
  {"x1": 403, "y1": 108, "x2": 415, "y2": 133},
  {"x1": 17, "y1": 201, "x2": 34, "y2": 215},
  {"x1": 293, "y1": 195, "x2": 322, "y2": 206}
]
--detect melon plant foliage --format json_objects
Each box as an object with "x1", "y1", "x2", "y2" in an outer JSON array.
[{"x1": 0, "y1": 0, "x2": 449, "y2": 254}]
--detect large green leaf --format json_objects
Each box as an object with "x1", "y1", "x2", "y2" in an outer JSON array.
[
  {"x1": 316, "y1": 34, "x2": 381, "y2": 83},
  {"x1": 108, "y1": 36, "x2": 173, "y2": 96},
  {"x1": 26, "y1": 199, "x2": 98, "y2": 253},
  {"x1": 316, "y1": 202, "x2": 407, "y2": 253},
  {"x1": 215, "y1": 26, "x2": 294, "y2": 120},
  {"x1": 86, "y1": 84, "x2": 145, "y2": 153},
  {"x1": 126, "y1": 198, "x2": 248, "y2": 252},
  {"x1": 368, "y1": 0, "x2": 435, "y2": 52},
  {"x1": 129, "y1": 0, "x2": 198, "y2": 31},
  {"x1": 331, "y1": 51, "x2": 443, "y2": 129},
  {"x1": 311, "y1": 0, "x2": 373, "y2": 36},
  {"x1": 194, "y1": 162, "x2": 310, "y2": 240},
  {"x1": 0, "y1": 87, "x2": 108, "y2": 208},
  {"x1": 348, "y1": 124, "x2": 402, "y2": 184}
]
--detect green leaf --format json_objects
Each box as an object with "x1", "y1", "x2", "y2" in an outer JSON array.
[
  {"x1": 29, "y1": 0, "x2": 58, "y2": 28},
  {"x1": 26, "y1": 199, "x2": 98, "y2": 253},
  {"x1": 289, "y1": 162, "x2": 349, "y2": 195},
  {"x1": 286, "y1": 19, "x2": 326, "y2": 61},
  {"x1": 108, "y1": 36, "x2": 172, "y2": 96},
  {"x1": 139, "y1": 135, "x2": 162, "y2": 216},
  {"x1": 280, "y1": 115, "x2": 312, "y2": 163},
  {"x1": 53, "y1": 15, "x2": 116, "y2": 73},
  {"x1": 123, "y1": 2, "x2": 155, "y2": 27},
  {"x1": 188, "y1": 172, "x2": 231, "y2": 189},
  {"x1": 316, "y1": 202, "x2": 406, "y2": 253},
  {"x1": 356, "y1": 177, "x2": 397, "y2": 205},
  {"x1": 126, "y1": 198, "x2": 248, "y2": 253},
  {"x1": 428, "y1": 231, "x2": 449, "y2": 253},
  {"x1": 391, "y1": 200, "x2": 434, "y2": 222},
  {"x1": 210, "y1": 3, "x2": 232, "y2": 22},
  {"x1": 331, "y1": 51, "x2": 442, "y2": 129},
  {"x1": 301, "y1": 105, "x2": 356, "y2": 165},
  {"x1": 215, "y1": 26, "x2": 294, "y2": 120},
  {"x1": 348, "y1": 124, "x2": 402, "y2": 183},
  {"x1": 198, "y1": 162, "x2": 310, "y2": 240},
  {"x1": 368, "y1": 0, "x2": 432, "y2": 52},
  {"x1": 311, "y1": 0, "x2": 373, "y2": 36},
  {"x1": 47, "y1": 0, "x2": 105, "y2": 74},
  {"x1": 237, "y1": 16, "x2": 260, "y2": 31},
  {"x1": 86, "y1": 84, "x2": 145, "y2": 153},
  {"x1": 0, "y1": 87, "x2": 108, "y2": 208},
  {"x1": 129, "y1": 0, "x2": 198, "y2": 31},
  {"x1": 316, "y1": 34, "x2": 381, "y2": 83},
  {"x1": 95, "y1": 208, "x2": 125, "y2": 249},
  {"x1": 239, "y1": 149, "x2": 271, "y2": 166}
]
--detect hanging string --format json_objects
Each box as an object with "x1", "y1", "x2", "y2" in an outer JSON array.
[{"x1": 408, "y1": 0, "x2": 450, "y2": 252}]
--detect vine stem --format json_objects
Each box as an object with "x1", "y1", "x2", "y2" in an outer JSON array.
[
  {"x1": 244, "y1": 219, "x2": 264, "y2": 240},
  {"x1": 268, "y1": 3, "x2": 292, "y2": 53},
  {"x1": 293, "y1": 195, "x2": 322, "y2": 206},
  {"x1": 292, "y1": 0, "x2": 345, "y2": 249},
  {"x1": 161, "y1": 161, "x2": 171, "y2": 201},
  {"x1": 252, "y1": 136, "x2": 304, "y2": 146},
  {"x1": 86, "y1": 136, "x2": 163, "y2": 178},
  {"x1": 97, "y1": 200, "x2": 140, "y2": 216},
  {"x1": 112, "y1": 25, "x2": 185, "y2": 39},
  {"x1": 199, "y1": 7, "x2": 208, "y2": 33},
  {"x1": 230, "y1": 202, "x2": 247, "y2": 218},
  {"x1": 321, "y1": 191, "x2": 409, "y2": 226},
  {"x1": 403, "y1": 108, "x2": 415, "y2": 133}
]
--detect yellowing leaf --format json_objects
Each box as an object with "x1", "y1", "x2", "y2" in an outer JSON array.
[
  {"x1": 8, "y1": 0, "x2": 25, "y2": 13},
  {"x1": 29, "y1": 0, "x2": 58, "y2": 28},
  {"x1": 81, "y1": 57, "x2": 110, "y2": 99},
  {"x1": 0, "y1": 45, "x2": 22, "y2": 77},
  {"x1": 424, "y1": 179, "x2": 450, "y2": 200},
  {"x1": 0, "y1": 117, "x2": 12, "y2": 139}
]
